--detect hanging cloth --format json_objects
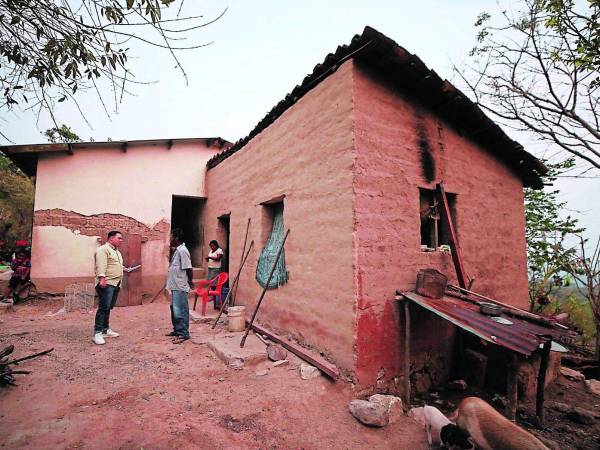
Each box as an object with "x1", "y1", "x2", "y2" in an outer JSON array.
[{"x1": 256, "y1": 204, "x2": 288, "y2": 289}]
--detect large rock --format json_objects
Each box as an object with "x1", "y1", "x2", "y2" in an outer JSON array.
[
  {"x1": 585, "y1": 379, "x2": 600, "y2": 397},
  {"x1": 0, "y1": 299, "x2": 15, "y2": 314},
  {"x1": 368, "y1": 394, "x2": 404, "y2": 425},
  {"x1": 349, "y1": 399, "x2": 389, "y2": 427},
  {"x1": 300, "y1": 363, "x2": 321, "y2": 380},
  {"x1": 266, "y1": 343, "x2": 288, "y2": 361},
  {"x1": 560, "y1": 366, "x2": 585, "y2": 381},
  {"x1": 547, "y1": 401, "x2": 571, "y2": 414},
  {"x1": 566, "y1": 407, "x2": 596, "y2": 425}
]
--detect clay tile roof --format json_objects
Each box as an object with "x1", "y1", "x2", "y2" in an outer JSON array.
[{"x1": 207, "y1": 26, "x2": 546, "y2": 188}]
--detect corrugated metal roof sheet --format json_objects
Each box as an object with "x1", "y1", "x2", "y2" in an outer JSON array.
[
  {"x1": 402, "y1": 291, "x2": 567, "y2": 356},
  {"x1": 207, "y1": 26, "x2": 546, "y2": 188}
]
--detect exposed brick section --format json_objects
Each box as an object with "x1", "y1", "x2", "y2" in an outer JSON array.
[{"x1": 34, "y1": 209, "x2": 169, "y2": 242}]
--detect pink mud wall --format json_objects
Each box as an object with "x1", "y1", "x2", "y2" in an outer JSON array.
[
  {"x1": 352, "y1": 62, "x2": 529, "y2": 388},
  {"x1": 203, "y1": 62, "x2": 357, "y2": 373},
  {"x1": 31, "y1": 142, "x2": 218, "y2": 293}
]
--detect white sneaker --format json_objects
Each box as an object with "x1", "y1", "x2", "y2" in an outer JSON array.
[
  {"x1": 92, "y1": 333, "x2": 106, "y2": 345},
  {"x1": 103, "y1": 329, "x2": 119, "y2": 338}
]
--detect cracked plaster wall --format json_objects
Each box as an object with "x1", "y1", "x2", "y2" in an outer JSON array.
[{"x1": 31, "y1": 142, "x2": 218, "y2": 292}]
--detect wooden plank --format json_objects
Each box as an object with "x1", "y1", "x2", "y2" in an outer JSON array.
[
  {"x1": 116, "y1": 233, "x2": 142, "y2": 307},
  {"x1": 536, "y1": 340, "x2": 552, "y2": 425},
  {"x1": 435, "y1": 183, "x2": 468, "y2": 288},
  {"x1": 126, "y1": 234, "x2": 142, "y2": 306},
  {"x1": 404, "y1": 301, "x2": 412, "y2": 408},
  {"x1": 249, "y1": 322, "x2": 340, "y2": 380},
  {"x1": 4, "y1": 144, "x2": 72, "y2": 154}
]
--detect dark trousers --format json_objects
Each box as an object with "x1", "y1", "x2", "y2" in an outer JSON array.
[
  {"x1": 94, "y1": 285, "x2": 120, "y2": 333},
  {"x1": 170, "y1": 290, "x2": 190, "y2": 338}
]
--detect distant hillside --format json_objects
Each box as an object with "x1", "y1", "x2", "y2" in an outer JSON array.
[
  {"x1": 0, "y1": 153, "x2": 34, "y2": 247},
  {"x1": 552, "y1": 284, "x2": 589, "y2": 302}
]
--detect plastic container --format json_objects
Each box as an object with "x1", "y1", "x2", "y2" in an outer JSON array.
[{"x1": 227, "y1": 306, "x2": 246, "y2": 332}]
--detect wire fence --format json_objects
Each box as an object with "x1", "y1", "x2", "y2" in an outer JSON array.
[{"x1": 64, "y1": 283, "x2": 96, "y2": 312}]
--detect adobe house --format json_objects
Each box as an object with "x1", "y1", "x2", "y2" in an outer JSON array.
[
  {"x1": 3, "y1": 138, "x2": 229, "y2": 303},
  {"x1": 200, "y1": 27, "x2": 546, "y2": 388},
  {"x1": 4, "y1": 27, "x2": 547, "y2": 389}
]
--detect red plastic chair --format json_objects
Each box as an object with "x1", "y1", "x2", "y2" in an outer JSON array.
[{"x1": 193, "y1": 272, "x2": 228, "y2": 315}]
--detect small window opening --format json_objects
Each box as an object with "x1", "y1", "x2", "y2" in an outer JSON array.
[
  {"x1": 256, "y1": 201, "x2": 288, "y2": 289},
  {"x1": 419, "y1": 188, "x2": 457, "y2": 250}
]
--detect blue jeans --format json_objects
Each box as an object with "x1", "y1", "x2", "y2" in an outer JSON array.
[
  {"x1": 94, "y1": 285, "x2": 120, "y2": 333},
  {"x1": 170, "y1": 290, "x2": 190, "y2": 338}
]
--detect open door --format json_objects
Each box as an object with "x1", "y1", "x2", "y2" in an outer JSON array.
[
  {"x1": 217, "y1": 215, "x2": 230, "y2": 286},
  {"x1": 116, "y1": 233, "x2": 142, "y2": 307}
]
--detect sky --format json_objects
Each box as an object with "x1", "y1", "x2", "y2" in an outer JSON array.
[{"x1": 2, "y1": 0, "x2": 599, "y2": 241}]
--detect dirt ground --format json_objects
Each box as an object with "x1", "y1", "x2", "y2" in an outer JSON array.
[{"x1": 0, "y1": 297, "x2": 428, "y2": 450}]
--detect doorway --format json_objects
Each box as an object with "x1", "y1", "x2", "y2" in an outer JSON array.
[
  {"x1": 171, "y1": 196, "x2": 205, "y2": 267},
  {"x1": 217, "y1": 214, "x2": 230, "y2": 286}
]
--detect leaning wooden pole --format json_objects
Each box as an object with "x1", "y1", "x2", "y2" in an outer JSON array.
[
  {"x1": 404, "y1": 301, "x2": 412, "y2": 408},
  {"x1": 240, "y1": 229, "x2": 290, "y2": 348},
  {"x1": 212, "y1": 240, "x2": 255, "y2": 329},
  {"x1": 149, "y1": 284, "x2": 166, "y2": 304},
  {"x1": 231, "y1": 218, "x2": 251, "y2": 306},
  {"x1": 436, "y1": 183, "x2": 468, "y2": 288}
]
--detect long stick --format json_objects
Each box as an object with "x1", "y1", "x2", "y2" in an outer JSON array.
[
  {"x1": 240, "y1": 229, "x2": 290, "y2": 347},
  {"x1": 150, "y1": 284, "x2": 166, "y2": 304},
  {"x1": 213, "y1": 240, "x2": 255, "y2": 329},
  {"x1": 436, "y1": 183, "x2": 468, "y2": 288},
  {"x1": 6, "y1": 348, "x2": 53, "y2": 365},
  {"x1": 231, "y1": 218, "x2": 251, "y2": 306},
  {"x1": 447, "y1": 284, "x2": 560, "y2": 327}
]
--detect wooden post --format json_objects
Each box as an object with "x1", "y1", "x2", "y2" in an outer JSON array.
[
  {"x1": 506, "y1": 353, "x2": 518, "y2": 421},
  {"x1": 404, "y1": 301, "x2": 411, "y2": 408},
  {"x1": 536, "y1": 340, "x2": 552, "y2": 426},
  {"x1": 435, "y1": 183, "x2": 468, "y2": 288}
]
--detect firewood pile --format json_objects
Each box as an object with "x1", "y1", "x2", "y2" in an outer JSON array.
[{"x1": 0, "y1": 345, "x2": 53, "y2": 387}]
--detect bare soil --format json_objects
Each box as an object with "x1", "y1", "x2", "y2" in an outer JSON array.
[{"x1": 0, "y1": 297, "x2": 427, "y2": 450}]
